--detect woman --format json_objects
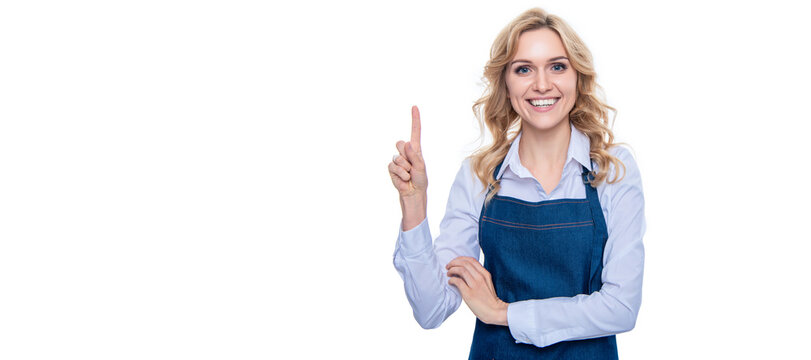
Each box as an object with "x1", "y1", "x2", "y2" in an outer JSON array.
[{"x1": 389, "y1": 8, "x2": 644, "y2": 359}]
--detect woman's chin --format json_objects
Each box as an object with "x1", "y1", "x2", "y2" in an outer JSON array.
[{"x1": 520, "y1": 116, "x2": 569, "y2": 134}]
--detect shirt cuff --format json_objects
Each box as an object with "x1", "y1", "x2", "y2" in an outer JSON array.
[
  {"x1": 507, "y1": 301, "x2": 535, "y2": 345},
  {"x1": 397, "y1": 218, "x2": 432, "y2": 257}
]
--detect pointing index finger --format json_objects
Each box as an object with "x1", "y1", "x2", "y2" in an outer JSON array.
[{"x1": 411, "y1": 105, "x2": 421, "y2": 149}]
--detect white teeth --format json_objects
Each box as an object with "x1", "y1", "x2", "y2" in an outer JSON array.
[{"x1": 529, "y1": 98, "x2": 558, "y2": 107}]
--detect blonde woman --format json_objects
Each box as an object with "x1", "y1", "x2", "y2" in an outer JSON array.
[{"x1": 389, "y1": 8, "x2": 645, "y2": 359}]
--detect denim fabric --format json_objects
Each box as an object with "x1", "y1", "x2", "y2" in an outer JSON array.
[{"x1": 468, "y1": 161, "x2": 618, "y2": 360}]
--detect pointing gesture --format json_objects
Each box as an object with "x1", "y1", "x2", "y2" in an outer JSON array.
[
  {"x1": 389, "y1": 105, "x2": 428, "y2": 196},
  {"x1": 410, "y1": 105, "x2": 421, "y2": 153},
  {"x1": 389, "y1": 106, "x2": 429, "y2": 230}
]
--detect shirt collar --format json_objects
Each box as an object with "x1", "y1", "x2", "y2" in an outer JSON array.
[{"x1": 496, "y1": 123, "x2": 592, "y2": 180}]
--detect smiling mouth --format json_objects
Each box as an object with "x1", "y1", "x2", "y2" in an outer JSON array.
[{"x1": 527, "y1": 98, "x2": 559, "y2": 108}]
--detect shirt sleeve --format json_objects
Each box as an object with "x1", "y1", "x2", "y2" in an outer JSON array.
[
  {"x1": 392, "y1": 158, "x2": 484, "y2": 329},
  {"x1": 506, "y1": 146, "x2": 646, "y2": 347}
]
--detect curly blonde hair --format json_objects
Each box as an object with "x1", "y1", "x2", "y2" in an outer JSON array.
[{"x1": 470, "y1": 7, "x2": 626, "y2": 205}]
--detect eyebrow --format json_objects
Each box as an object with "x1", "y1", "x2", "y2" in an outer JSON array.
[{"x1": 510, "y1": 56, "x2": 569, "y2": 66}]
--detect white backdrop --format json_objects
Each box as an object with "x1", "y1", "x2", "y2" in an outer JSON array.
[{"x1": 2, "y1": 0, "x2": 810, "y2": 358}]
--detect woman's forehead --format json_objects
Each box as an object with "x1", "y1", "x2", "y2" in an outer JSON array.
[{"x1": 513, "y1": 28, "x2": 567, "y2": 63}]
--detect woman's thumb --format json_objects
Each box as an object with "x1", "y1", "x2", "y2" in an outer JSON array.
[{"x1": 405, "y1": 142, "x2": 423, "y2": 168}]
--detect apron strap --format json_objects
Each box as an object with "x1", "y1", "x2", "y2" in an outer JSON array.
[
  {"x1": 485, "y1": 160, "x2": 506, "y2": 199},
  {"x1": 581, "y1": 161, "x2": 609, "y2": 294}
]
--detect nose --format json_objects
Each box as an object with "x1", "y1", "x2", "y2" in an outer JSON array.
[{"x1": 532, "y1": 71, "x2": 552, "y2": 93}]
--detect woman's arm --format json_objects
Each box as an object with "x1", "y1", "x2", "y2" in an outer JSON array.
[
  {"x1": 393, "y1": 158, "x2": 483, "y2": 329},
  {"x1": 506, "y1": 146, "x2": 646, "y2": 347}
]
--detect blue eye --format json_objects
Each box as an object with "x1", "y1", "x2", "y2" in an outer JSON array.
[
  {"x1": 515, "y1": 66, "x2": 530, "y2": 74},
  {"x1": 552, "y1": 63, "x2": 568, "y2": 72}
]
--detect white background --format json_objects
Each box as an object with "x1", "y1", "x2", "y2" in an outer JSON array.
[{"x1": 1, "y1": 0, "x2": 810, "y2": 358}]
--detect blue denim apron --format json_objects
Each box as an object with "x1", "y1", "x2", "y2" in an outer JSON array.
[{"x1": 468, "y1": 161, "x2": 618, "y2": 359}]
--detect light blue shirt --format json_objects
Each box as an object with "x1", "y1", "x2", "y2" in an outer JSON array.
[{"x1": 392, "y1": 124, "x2": 646, "y2": 348}]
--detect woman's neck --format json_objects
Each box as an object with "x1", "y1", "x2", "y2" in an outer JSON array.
[{"x1": 518, "y1": 120, "x2": 571, "y2": 173}]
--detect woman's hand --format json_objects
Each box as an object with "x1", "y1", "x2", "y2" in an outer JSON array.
[
  {"x1": 446, "y1": 256, "x2": 509, "y2": 326},
  {"x1": 388, "y1": 106, "x2": 428, "y2": 231},
  {"x1": 389, "y1": 106, "x2": 428, "y2": 197}
]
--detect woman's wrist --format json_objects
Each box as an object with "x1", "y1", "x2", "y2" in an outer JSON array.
[
  {"x1": 494, "y1": 301, "x2": 509, "y2": 327},
  {"x1": 400, "y1": 192, "x2": 427, "y2": 231}
]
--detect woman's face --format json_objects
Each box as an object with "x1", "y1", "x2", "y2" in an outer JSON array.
[{"x1": 505, "y1": 28, "x2": 578, "y2": 133}]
